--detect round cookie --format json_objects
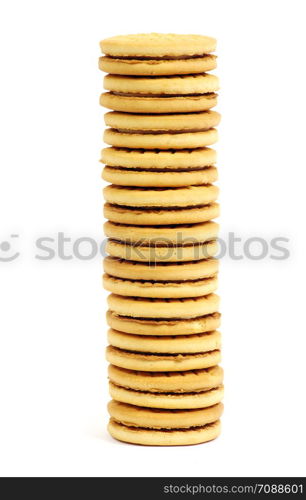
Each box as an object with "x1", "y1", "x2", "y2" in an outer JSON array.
[
  {"x1": 107, "y1": 293, "x2": 220, "y2": 319},
  {"x1": 108, "y1": 400, "x2": 223, "y2": 429},
  {"x1": 104, "y1": 74, "x2": 219, "y2": 95},
  {"x1": 104, "y1": 221, "x2": 219, "y2": 244},
  {"x1": 103, "y1": 185, "x2": 219, "y2": 208},
  {"x1": 100, "y1": 93, "x2": 218, "y2": 113},
  {"x1": 101, "y1": 147, "x2": 216, "y2": 170},
  {"x1": 100, "y1": 33, "x2": 217, "y2": 58},
  {"x1": 104, "y1": 257, "x2": 219, "y2": 281},
  {"x1": 108, "y1": 419, "x2": 221, "y2": 446},
  {"x1": 105, "y1": 240, "x2": 218, "y2": 262},
  {"x1": 104, "y1": 111, "x2": 221, "y2": 131},
  {"x1": 107, "y1": 329, "x2": 221, "y2": 353},
  {"x1": 103, "y1": 274, "x2": 218, "y2": 298},
  {"x1": 109, "y1": 382, "x2": 224, "y2": 409},
  {"x1": 107, "y1": 311, "x2": 221, "y2": 336},
  {"x1": 106, "y1": 345, "x2": 221, "y2": 371},
  {"x1": 99, "y1": 55, "x2": 217, "y2": 76},
  {"x1": 104, "y1": 128, "x2": 218, "y2": 149},
  {"x1": 108, "y1": 364, "x2": 223, "y2": 393},
  {"x1": 102, "y1": 166, "x2": 218, "y2": 187},
  {"x1": 104, "y1": 203, "x2": 220, "y2": 225}
]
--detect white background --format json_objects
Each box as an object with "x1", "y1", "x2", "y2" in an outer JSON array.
[{"x1": 0, "y1": 0, "x2": 305, "y2": 477}]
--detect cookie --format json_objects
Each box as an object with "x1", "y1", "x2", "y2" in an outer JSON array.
[
  {"x1": 105, "y1": 240, "x2": 218, "y2": 262},
  {"x1": 104, "y1": 128, "x2": 218, "y2": 149},
  {"x1": 103, "y1": 185, "x2": 219, "y2": 208},
  {"x1": 107, "y1": 294, "x2": 220, "y2": 319},
  {"x1": 108, "y1": 418, "x2": 221, "y2": 446},
  {"x1": 101, "y1": 74, "x2": 219, "y2": 114},
  {"x1": 101, "y1": 147, "x2": 216, "y2": 170},
  {"x1": 102, "y1": 166, "x2": 218, "y2": 187},
  {"x1": 104, "y1": 257, "x2": 219, "y2": 281},
  {"x1": 104, "y1": 203, "x2": 220, "y2": 225},
  {"x1": 108, "y1": 400, "x2": 223, "y2": 429},
  {"x1": 107, "y1": 328, "x2": 221, "y2": 353},
  {"x1": 100, "y1": 33, "x2": 216, "y2": 58},
  {"x1": 104, "y1": 221, "x2": 219, "y2": 244},
  {"x1": 104, "y1": 111, "x2": 221, "y2": 131},
  {"x1": 108, "y1": 364, "x2": 223, "y2": 393},
  {"x1": 109, "y1": 382, "x2": 224, "y2": 409},
  {"x1": 99, "y1": 55, "x2": 217, "y2": 76},
  {"x1": 104, "y1": 74, "x2": 219, "y2": 95},
  {"x1": 103, "y1": 274, "x2": 218, "y2": 298},
  {"x1": 101, "y1": 92, "x2": 218, "y2": 113},
  {"x1": 106, "y1": 310, "x2": 221, "y2": 336},
  {"x1": 106, "y1": 345, "x2": 221, "y2": 371}
]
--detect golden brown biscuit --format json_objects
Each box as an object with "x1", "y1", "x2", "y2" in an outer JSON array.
[
  {"x1": 104, "y1": 257, "x2": 219, "y2": 281},
  {"x1": 104, "y1": 111, "x2": 221, "y2": 133},
  {"x1": 103, "y1": 185, "x2": 219, "y2": 208},
  {"x1": 107, "y1": 293, "x2": 220, "y2": 319},
  {"x1": 100, "y1": 33, "x2": 217, "y2": 57},
  {"x1": 104, "y1": 221, "x2": 219, "y2": 244},
  {"x1": 108, "y1": 418, "x2": 221, "y2": 446},
  {"x1": 104, "y1": 74, "x2": 219, "y2": 95},
  {"x1": 106, "y1": 345, "x2": 221, "y2": 371},
  {"x1": 101, "y1": 147, "x2": 216, "y2": 170},
  {"x1": 102, "y1": 166, "x2": 218, "y2": 187},
  {"x1": 107, "y1": 310, "x2": 221, "y2": 336},
  {"x1": 104, "y1": 203, "x2": 219, "y2": 225},
  {"x1": 109, "y1": 381, "x2": 224, "y2": 409},
  {"x1": 108, "y1": 400, "x2": 223, "y2": 429},
  {"x1": 105, "y1": 240, "x2": 218, "y2": 262},
  {"x1": 104, "y1": 111, "x2": 221, "y2": 131},
  {"x1": 107, "y1": 328, "x2": 221, "y2": 353},
  {"x1": 104, "y1": 128, "x2": 218, "y2": 149},
  {"x1": 100, "y1": 93, "x2": 218, "y2": 113},
  {"x1": 99, "y1": 55, "x2": 217, "y2": 76},
  {"x1": 103, "y1": 274, "x2": 218, "y2": 298},
  {"x1": 108, "y1": 364, "x2": 223, "y2": 393}
]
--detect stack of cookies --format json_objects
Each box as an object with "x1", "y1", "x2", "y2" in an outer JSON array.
[{"x1": 99, "y1": 33, "x2": 223, "y2": 446}]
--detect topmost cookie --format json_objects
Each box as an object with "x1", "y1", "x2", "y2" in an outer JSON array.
[{"x1": 100, "y1": 33, "x2": 216, "y2": 57}]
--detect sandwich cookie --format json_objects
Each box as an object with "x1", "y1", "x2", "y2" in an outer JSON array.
[
  {"x1": 107, "y1": 294, "x2": 220, "y2": 319},
  {"x1": 109, "y1": 365, "x2": 224, "y2": 409},
  {"x1": 109, "y1": 382, "x2": 224, "y2": 410},
  {"x1": 102, "y1": 147, "x2": 218, "y2": 187},
  {"x1": 109, "y1": 364, "x2": 223, "y2": 393},
  {"x1": 104, "y1": 128, "x2": 218, "y2": 149},
  {"x1": 101, "y1": 74, "x2": 219, "y2": 113},
  {"x1": 108, "y1": 418, "x2": 221, "y2": 446},
  {"x1": 106, "y1": 310, "x2": 221, "y2": 336},
  {"x1": 107, "y1": 328, "x2": 221, "y2": 353},
  {"x1": 104, "y1": 111, "x2": 221, "y2": 132},
  {"x1": 104, "y1": 257, "x2": 219, "y2": 281},
  {"x1": 104, "y1": 221, "x2": 219, "y2": 244},
  {"x1": 103, "y1": 274, "x2": 218, "y2": 298},
  {"x1": 108, "y1": 400, "x2": 223, "y2": 429},
  {"x1": 104, "y1": 202, "x2": 220, "y2": 225},
  {"x1": 106, "y1": 345, "x2": 221, "y2": 371},
  {"x1": 100, "y1": 33, "x2": 216, "y2": 76},
  {"x1": 105, "y1": 240, "x2": 218, "y2": 262}
]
